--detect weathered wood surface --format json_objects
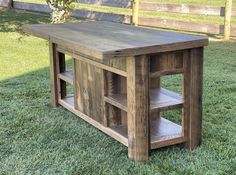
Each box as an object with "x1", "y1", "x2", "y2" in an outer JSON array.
[
  {"x1": 13, "y1": 1, "x2": 130, "y2": 23},
  {"x1": 74, "y1": 59, "x2": 104, "y2": 123},
  {"x1": 76, "y1": 0, "x2": 131, "y2": 8},
  {"x1": 185, "y1": 47, "x2": 203, "y2": 149},
  {"x1": 49, "y1": 41, "x2": 59, "y2": 107},
  {"x1": 139, "y1": 17, "x2": 236, "y2": 36},
  {"x1": 23, "y1": 21, "x2": 208, "y2": 60},
  {"x1": 140, "y1": 2, "x2": 236, "y2": 17},
  {"x1": 127, "y1": 55, "x2": 150, "y2": 162},
  {"x1": 0, "y1": 0, "x2": 9, "y2": 7}
]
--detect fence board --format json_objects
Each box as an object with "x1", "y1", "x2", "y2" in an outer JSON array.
[
  {"x1": 138, "y1": 17, "x2": 236, "y2": 36},
  {"x1": 140, "y1": 2, "x2": 236, "y2": 17},
  {"x1": 72, "y1": 9, "x2": 131, "y2": 23},
  {"x1": 76, "y1": 0, "x2": 131, "y2": 8},
  {"x1": 13, "y1": 1, "x2": 51, "y2": 13},
  {"x1": 13, "y1": 1, "x2": 130, "y2": 23},
  {"x1": 0, "y1": 0, "x2": 9, "y2": 7}
]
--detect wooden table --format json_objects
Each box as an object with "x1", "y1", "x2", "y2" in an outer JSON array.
[{"x1": 23, "y1": 21, "x2": 208, "y2": 162}]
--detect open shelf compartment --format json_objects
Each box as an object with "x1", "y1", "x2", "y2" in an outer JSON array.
[
  {"x1": 110, "y1": 117, "x2": 185, "y2": 149},
  {"x1": 104, "y1": 87, "x2": 183, "y2": 112},
  {"x1": 58, "y1": 70, "x2": 73, "y2": 85}
]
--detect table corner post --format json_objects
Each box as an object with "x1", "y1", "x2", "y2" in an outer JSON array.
[
  {"x1": 49, "y1": 41, "x2": 59, "y2": 108},
  {"x1": 127, "y1": 55, "x2": 150, "y2": 162},
  {"x1": 185, "y1": 47, "x2": 204, "y2": 150}
]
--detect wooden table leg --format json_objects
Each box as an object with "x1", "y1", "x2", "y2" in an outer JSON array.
[
  {"x1": 127, "y1": 55, "x2": 150, "y2": 162},
  {"x1": 185, "y1": 47, "x2": 203, "y2": 149},
  {"x1": 49, "y1": 41, "x2": 59, "y2": 107}
]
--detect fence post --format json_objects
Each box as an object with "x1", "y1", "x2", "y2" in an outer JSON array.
[
  {"x1": 8, "y1": 0, "x2": 13, "y2": 8},
  {"x1": 132, "y1": 0, "x2": 140, "y2": 26},
  {"x1": 224, "y1": 0, "x2": 232, "y2": 40}
]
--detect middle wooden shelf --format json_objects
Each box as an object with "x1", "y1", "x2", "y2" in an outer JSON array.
[{"x1": 104, "y1": 88, "x2": 183, "y2": 112}]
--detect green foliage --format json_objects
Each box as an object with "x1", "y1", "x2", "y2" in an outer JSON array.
[{"x1": 46, "y1": 0, "x2": 74, "y2": 23}]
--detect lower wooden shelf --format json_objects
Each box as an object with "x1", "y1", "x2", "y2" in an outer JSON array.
[
  {"x1": 58, "y1": 95, "x2": 186, "y2": 150},
  {"x1": 110, "y1": 117, "x2": 185, "y2": 149},
  {"x1": 104, "y1": 88, "x2": 183, "y2": 112}
]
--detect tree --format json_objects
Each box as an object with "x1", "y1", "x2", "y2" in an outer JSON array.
[{"x1": 46, "y1": 0, "x2": 74, "y2": 23}]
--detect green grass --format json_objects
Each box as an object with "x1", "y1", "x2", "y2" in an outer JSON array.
[
  {"x1": 1, "y1": 9, "x2": 236, "y2": 175},
  {"x1": 15, "y1": 0, "x2": 236, "y2": 27}
]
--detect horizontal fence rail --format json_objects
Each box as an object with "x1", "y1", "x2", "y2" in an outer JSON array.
[
  {"x1": 0, "y1": 0, "x2": 9, "y2": 7},
  {"x1": 138, "y1": 17, "x2": 236, "y2": 36},
  {"x1": 12, "y1": 1, "x2": 131, "y2": 23},
  {"x1": 140, "y1": 2, "x2": 236, "y2": 17},
  {"x1": 76, "y1": 0, "x2": 131, "y2": 8}
]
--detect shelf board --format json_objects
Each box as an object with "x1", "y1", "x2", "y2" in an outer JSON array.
[
  {"x1": 104, "y1": 88, "x2": 183, "y2": 112},
  {"x1": 58, "y1": 96, "x2": 128, "y2": 147},
  {"x1": 58, "y1": 96, "x2": 185, "y2": 149},
  {"x1": 58, "y1": 70, "x2": 73, "y2": 85},
  {"x1": 110, "y1": 117, "x2": 185, "y2": 149}
]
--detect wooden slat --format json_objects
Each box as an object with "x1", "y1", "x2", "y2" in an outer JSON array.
[
  {"x1": 13, "y1": 1, "x2": 130, "y2": 23},
  {"x1": 104, "y1": 88, "x2": 183, "y2": 112},
  {"x1": 58, "y1": 96, "x2": 128, "y2": 147},
  {"x1": 0, "y1": 0, "x2": 9, "y2": 7},
  {"x1": 57, "y1": 47, "x2": 127, "y2": 77},
  {"x1": 23, "y1": 21, "x2": 208, "y2": 60},
  {"x1": 72, "y1": 9, "x2": 131, "y2": 23},
  {"x1": 140, "y1": 2, "x2": 236, "y2": 17},
  {"x1": 127, "y1": 55, "x2": 150, "y2": 162},
  {"x1": 110, "y1": 117, "x2": 185, "y2": 149},
  {"x1": 49, "y1": 41, "x2": 59, "y2": 107},
  {"x1": 13, "y1": 1, "x2": 51, "y2": 13},
  {"x1": 185, "y1": 47, "x2": 203, "y2": 149},
  {"x1": 58, "y1": 70, "x2": 73, "y2": 85},
  {"x1": 76, "y1": 0, "x2": 131, "y2": 8},
  {"x1": 139, "y1": 17, "x2": 236, "y2": 36}
]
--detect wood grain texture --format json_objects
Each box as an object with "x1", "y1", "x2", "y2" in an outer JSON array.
[
  {"x1": 104, "y1": 88, "x2": 183, "y2": 112},
  {"x1": 58, "y1": 96, "x2": 128, "y2": 146},
  {"x1": 110, "y1": 117, "x2": 185, "y2": 149},
  {"x1": 139, "y1": 17, "x2": 236, "y2": 36},
  {"x1": 49, "y1": 41, "x2": 59, "y2": 107},
  {"x1": 76, "y1": 0, "x2": 131, "y2": 8},
  {"x1": 127, "y1": 55, "x2": 150, "y2": 162},
  {"x1": 74, "y1": 59, "x2": 104, "y2": 123},
  {"x1": 185, "y1": 47, "x2": 203, "y2": 149},
  {"x1": 13, "y1": 2, "x2": 130, "y2": 23},
  {"x1": 57, "y1": 52, "x2": 67, "y2": 99},
  {"x1": 57, "y1": 47, "x2": 127, "y2": 77},
  {"x1": 140, "y1": 2, "x2": 236, "y2": 17},
  {"x1": 58, "y1": 70, "x2": 73, "y2": 85},
  {"x1": 23, "y1": 21, "x2": 208, "y2": 59}
]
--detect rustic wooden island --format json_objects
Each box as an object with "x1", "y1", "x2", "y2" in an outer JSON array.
[{"x1": 23, "y1": 21, "x2": 208, "y2": 162}]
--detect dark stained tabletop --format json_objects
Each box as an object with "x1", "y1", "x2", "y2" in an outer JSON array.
[{"x1": 23, "y1": 21, "x2": 208, "y2": 59}]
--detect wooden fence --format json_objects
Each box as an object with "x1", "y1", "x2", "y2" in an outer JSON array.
[{"x1": 0, "y1": 0, "x2": 235, "y2": 39}]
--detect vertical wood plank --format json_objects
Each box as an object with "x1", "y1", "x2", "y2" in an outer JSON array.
[
  {"x1": 185, "y1": 47, "x2": 203, "y2": 149},
  {"x1": 49, "y1": 41, "x2": 59, "y2": 107},
  {"x1": 132, "y1": 0, "x2": 140, "y2": 26},
  {"x1": 57, "y1": 52, "x2": 66, "y2": 99},
  {"x1": 182, "y1": 50, "x2": 190, "y2": 142},
  {"x1": 104, "y1": 71, "x2": 122, "y2": 126},
  {"x1": 224, "y1": 0, "x2": 232, "y2": 40},
  {"x1": 127, "y1": 55, "x2": 150, "y2": 162}
]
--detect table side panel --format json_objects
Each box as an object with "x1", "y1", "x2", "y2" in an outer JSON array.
[{"x1": 74, "y1": 59, "x2": 105, "y2": 123}]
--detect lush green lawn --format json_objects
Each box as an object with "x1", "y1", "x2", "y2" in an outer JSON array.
[{"x1": 1, "y1": 9, "x2": 236, "y2": 175}]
